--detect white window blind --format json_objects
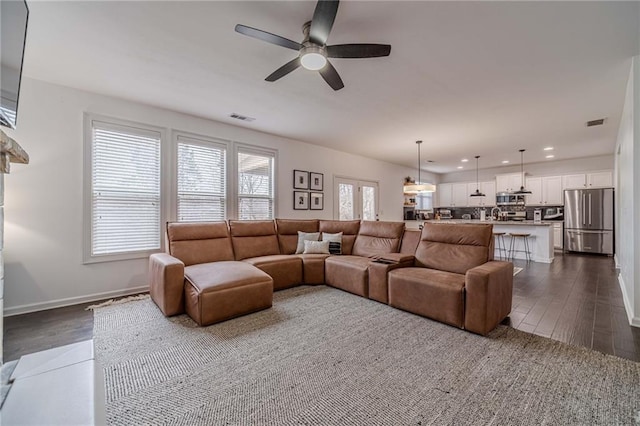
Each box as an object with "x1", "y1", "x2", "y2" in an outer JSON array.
[
  {"x1": 237, "y1": 149, "x2": 275, "y2": 220},
  {"x1": 91, "y1": 121, "x2": 161, "y2": 256},
  {"x1": 416, "y1": 191, "x2": 433, "y2": 211},
  {"x1": 177, "y1": 136, "x2": 226, "y2": 222}
]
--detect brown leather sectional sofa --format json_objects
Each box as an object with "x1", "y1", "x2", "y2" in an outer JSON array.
[{"x1": 149, "y1": 219, "x2": 513, "y2": 335}]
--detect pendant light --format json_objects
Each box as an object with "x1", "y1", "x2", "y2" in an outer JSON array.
[
  {"x1": 403, "y1": 140, "x2": 436, "y2": 194},
  {"x1": 513, "y1": 149, "x2": 532, "y2": 194},
  {"x1": 469, "y1": 155, "x2": 485, "y2": 197}
]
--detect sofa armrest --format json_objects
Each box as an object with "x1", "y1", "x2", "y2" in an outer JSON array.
[
  {"x1": 368, "y1": 257, "x2": 415, "y2": 304},
  {"x1": 368, "y1": 253, "x2": 415, "y2": 264},
  {"x1": 464, "y1": 261, "x2": 513, "y2": 336},
  {"x1": 149, "y1": 253, "x2": 186, "y2": 317}
]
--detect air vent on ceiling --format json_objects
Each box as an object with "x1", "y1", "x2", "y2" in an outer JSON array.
[
  {"x1": 586, "y1": 118, "x2": 606, "y2": 127},
  {"x1": 229, "y1": 113, "x2": 255, "y2": 122}
]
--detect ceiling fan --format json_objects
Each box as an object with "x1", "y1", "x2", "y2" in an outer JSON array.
[{"x1": 234, "y1": 0, "x2": 391, "y2": 91}]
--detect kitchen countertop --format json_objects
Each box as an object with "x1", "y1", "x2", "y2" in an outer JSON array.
[{"x1": 416, "y1": 219, "x2": 556, "y2": 226}]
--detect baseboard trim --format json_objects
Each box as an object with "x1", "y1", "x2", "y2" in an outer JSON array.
[
  {"x1": 3, "y1": 286, "x2": 150, "y2": 317},
  {"x1": 617, "y1": 274, "x2": 640, "y2": 328},
  {"x1": 614, "y1": 254, "x2": 620, "y2": 269}
]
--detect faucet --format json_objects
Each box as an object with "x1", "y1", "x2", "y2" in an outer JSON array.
[{"x1": 491, "y1": 206, "x2": 502, "y2": 221}]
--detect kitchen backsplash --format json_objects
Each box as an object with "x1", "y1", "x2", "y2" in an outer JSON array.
[{"x1": 436, "y1": 205, "x2": 563, "y2": 220}]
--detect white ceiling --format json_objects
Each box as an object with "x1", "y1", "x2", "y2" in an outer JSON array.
[{"x1": 22, "y1": 1, "x2": 639, "y2": 173}]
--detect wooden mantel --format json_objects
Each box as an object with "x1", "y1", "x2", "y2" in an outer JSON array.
[{"x1": 0, "y1": 129, "x2": 29, "y2": 174}]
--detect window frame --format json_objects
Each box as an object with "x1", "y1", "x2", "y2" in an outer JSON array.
[
  {"x1": 172, "y1": 130, "x2": 232, "y2": 222},
  {"x1": 233, "y1": 143, "x2": 278, "y2": 220},
  {"x1": 83, "y1": 113, "x2": 168, "y2": 264},
  {"x1": 83, "y1": 115, "x2": 279, "y2": 264}
]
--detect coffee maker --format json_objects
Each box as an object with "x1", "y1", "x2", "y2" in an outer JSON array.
[{"x1": 533, "y1": 209, "x2": 542, "y2": 223}]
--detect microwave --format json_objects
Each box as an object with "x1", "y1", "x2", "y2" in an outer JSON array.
[{"x1": 496, "y1": 193, "x2": 526, "y2": 206}]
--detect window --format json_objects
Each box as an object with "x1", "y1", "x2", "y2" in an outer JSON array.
[
  {"x1": 334, "y1": 177, "x2": 379, "y2": 220},
  {"x1": 416, "y1": 191, "x2": 433, "y2": 211},
  {"x1": 237, "y1": 147, "x2": 275, "y2": 220},
  {"x1": 177, "y1": 135, "x2": 227, "y2": 221},
  {"x1": 85, "y1": 117, "x2": 163, "y2": 262}
]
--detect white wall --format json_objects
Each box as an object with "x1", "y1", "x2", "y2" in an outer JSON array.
[
  {"x1": 615, "y1": 57, "x2": 640, "y2": 327},
  {"x1": 439, "y1": 155, "x2": 615, "y2": 184},
  {"x1": 2, "y1": 78, "x2": 431, "y2": 315}
]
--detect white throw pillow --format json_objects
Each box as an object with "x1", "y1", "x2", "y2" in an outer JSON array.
[
  {"x1": 322, "y1": 232, "x2": 343, "y2": 255},
  {"x1": 296, "y1": 231, "x2": 320, "y2": 254},
  {"x1": 303, "y1": 240, "x2": 330, "y2": 254}
]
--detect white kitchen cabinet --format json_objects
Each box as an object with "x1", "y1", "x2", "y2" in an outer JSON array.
[
  {"x1": 525, "y1": 177, "x2": 543, "y2": 205},
  {"x1": 524, "y1": 176, "x2": 563, "y2": 206},
  {"x1": 562, "y1": 174, "x2": 586, "y2": 189},
  {"x1": 562, "y1": 171, "x2": 613, "y2": 190},
  {"x1": 481, "y1": 181, "x2": 496, "y2": 206},
  {"x1": 467, "y1": 181, "x2": 496, "y2": 207},
  {"x1": 467, "y1": 183, "x2": 483, "y2": 207},
  {"x1": 587, "y1": 171, "x2": 613, "y2": 188},
  {"x1": 452, "y1": 183, "x2": 468, "y2": 207},
  {"x1": 553, "y1": 222, "x2": 563, "y2": 249},
  {"x1": 437, "y1": 183, "x2": 452, "y2": 207},
  {"x1": 496, "y1": 173, "x2": 524, "y2": 193},
  {"x1": 543, "y1": 176, "x2": 563, "y2": 205}
]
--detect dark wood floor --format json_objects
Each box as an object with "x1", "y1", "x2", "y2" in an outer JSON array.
[
  {"x1": 505, "y1": 251, "x2": 640, "y2": 361},
  {"x1": 3, "y1": 252, "x2": 640, "y2": 362}
]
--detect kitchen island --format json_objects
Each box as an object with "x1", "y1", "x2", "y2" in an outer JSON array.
[{"x1": 404, "y1": 219, "x2": 554, "y2": 263}]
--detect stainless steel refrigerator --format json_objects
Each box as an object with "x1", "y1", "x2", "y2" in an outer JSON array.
[{"x1": 564, "y1": 188, "x2": 614, "y2": 255}]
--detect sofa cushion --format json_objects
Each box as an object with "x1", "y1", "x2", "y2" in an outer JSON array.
[
  {"x1": 229, "y1": 220, "x2": 280, "y2": 260},
  {"x1": 319, "y1": 220, "x2": 360, "y2": 255},
  {"x1": 243, "y1": 255, "x2": 303, "y2": 290},
  {"x1": 276, "y1": 219, "x2": 320, "y2": 255},
  {"x1": 415, "y1": 223, "x2": 493, "y2": 275},
  {"x1": 297, "y1": 254, "x2": 330, "y2": 284},
  {"x1": 167, "y1": 222, "x2": 234, "y2": 266},
  {"x1": 353, "y1": 221, "x2": 405, "y2": 257},
  {"x1": 325, "y1": 255, "x2": 370, "y2": 297},
  {"x1": 184, "y1": 261, "x2": 273, "y2": 326},
  {"x1": 296, "y1": 231, "x2": 321, "y2": 254},
  {"x1": 399, "y1": 229, "x2": 421, "y2": 255},
  {"x1": 388, "y1": 267, "x2": 466, "y2": 328}
]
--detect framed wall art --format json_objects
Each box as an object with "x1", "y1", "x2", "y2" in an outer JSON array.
[
  {"x1": 310, "y1": 192, "x2": 324, "y2": 210},
  {"x1": 293, "y1": 170, "x2": 309, "y2": 189},
  {"x1": 293, "y1": 191, "x2": 309, "y2": 210},
  {"x1": 310, "y1": 172, "x2": 324, "y2": 191}
]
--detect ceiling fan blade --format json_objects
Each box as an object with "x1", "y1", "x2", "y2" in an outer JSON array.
[
  {"x1": 235, "y1": 24, "x2": 302, "y2": 51},
  {"x1": 327, "y1": 44, "x2": 391, "y2": 58},
  {"x1": 319, "y1": 60, "x2": 344, "y2": 91},
  {"x1": 265, "y1": 58, "x2": 301, "y2": 82},
  {"x1": 309, "y1": 0, "x2": 339, "y2": 45}
]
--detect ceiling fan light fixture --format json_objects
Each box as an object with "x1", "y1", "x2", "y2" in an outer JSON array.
[{"x1": 300, "y1": 46, "x2": 327, "y2": 70}]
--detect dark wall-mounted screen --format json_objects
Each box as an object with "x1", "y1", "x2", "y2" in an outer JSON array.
[{"x1": 0, "y1": 0, "x2": 29, "y2": 129}]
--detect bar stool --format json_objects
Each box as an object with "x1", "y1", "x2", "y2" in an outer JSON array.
[
  {"x1": 493, "y1": 232, "x2": 507, "y2": 260},
  {"x1": 508, "y1": 233, "x2": 532, "y2": 262}
]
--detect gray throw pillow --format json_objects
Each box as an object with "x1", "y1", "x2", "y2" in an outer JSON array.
[
  {"x1": 296, "y1": 231, "x2": 320, "y2": 254},
  {"x1": 303, "y1": 240, "x2": 330, "y2": 254},
  {"x1": 322, "y1": 232, "x2": 343, "y2": 255}
]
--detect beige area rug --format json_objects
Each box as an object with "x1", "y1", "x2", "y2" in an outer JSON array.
[
  {"x1": 93, "y1": 286, "x2": 640, "y2": 425},
  {"x1": 513, "y1": 266, "x2": 523, "y2": 276}
]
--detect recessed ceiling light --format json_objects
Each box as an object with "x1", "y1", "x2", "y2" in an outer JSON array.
[
  {"x1": 461, "y1": 159, "x2": 469, "y2": 162},
  {"x1": 546, "y1": 155, "x2": 555, "y2": 159},
  {"x1": 457, "y1": 166, "x2": 464, "y2": 169},
  {"x1": 501, "y1": 160, "x2": 509, "y2": 164},
  {"x1": 543, "y1": 147, "x2": 554, "y2": 151}
]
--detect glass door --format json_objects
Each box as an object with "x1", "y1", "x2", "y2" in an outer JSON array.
[{"x1": 334, "y1": 177, "x2": 379, "y2": 220}]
